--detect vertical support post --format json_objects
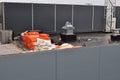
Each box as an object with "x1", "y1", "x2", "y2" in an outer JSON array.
[
  {"x1": 2, "y1": 1, "x2": 5, "y2": 30},
  {"x1": 72, "y1": 5, "x2": 74, "y2": 26},
  {"x1": 92, "y1": 5, "x2": 94, "y2": 31},
  {"x1": 54, "y1": 4, "x2": 56, "y2": 32},
  {"x1": 32, "y1": 3, "x2": 34, "y2": 30}
]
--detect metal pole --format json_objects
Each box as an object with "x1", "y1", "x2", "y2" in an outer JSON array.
[
  {"x1": 54, "y1": 4, "x2": 56, "y2": 32},
  {"x1": 2, "y1": 0, "x2": 5, "y2": 30},
  {"x1": 32, "y1": 3, "x2": 34, "y2": 30},
  {"x1": 110, "y1": 6, "x2": 112, "y2": 32},
  {"x1": 72, "y1": 5, "x2": 74, "y2": 25},
  {"x1": 92, "y1": 5, "x2": 94, "y2": 31}
]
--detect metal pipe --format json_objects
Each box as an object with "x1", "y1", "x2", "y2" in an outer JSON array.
[
  {"x1": 54, "y1": 4, "x2": 56, "y2": 32},
  {"x1": 72, "y1": 5, "x2": 74, "y2": 26},
  {"x1": 2, "y1": 0, "x2": 5, "y2": 30},
  {"x1": 92, "y1": 5, "x2": 94, "y2": 31},
  {"x1": 32, "y1": 3, "x2": 34, "y2": 30}
]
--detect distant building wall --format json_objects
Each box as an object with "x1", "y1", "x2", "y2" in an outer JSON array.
[
  {"x1": 4, "y1": 3, "x2": 105, "y2": 35},
  {"x1": 0, "y1": 1, "x2": 120, "y2": 35}
]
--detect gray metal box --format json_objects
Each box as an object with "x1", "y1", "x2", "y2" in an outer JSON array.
[{"x1": 0, "y1": 30, "x2": 13, "y2": 44}]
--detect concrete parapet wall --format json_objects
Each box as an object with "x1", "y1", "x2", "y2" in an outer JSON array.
[{"x1": 0, "y1": 44, "x2": 120, "y2": 80}]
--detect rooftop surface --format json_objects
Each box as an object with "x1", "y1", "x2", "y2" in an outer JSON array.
[{"x1": 0, "y1": 33, "x2": 119, "y2": 56}]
